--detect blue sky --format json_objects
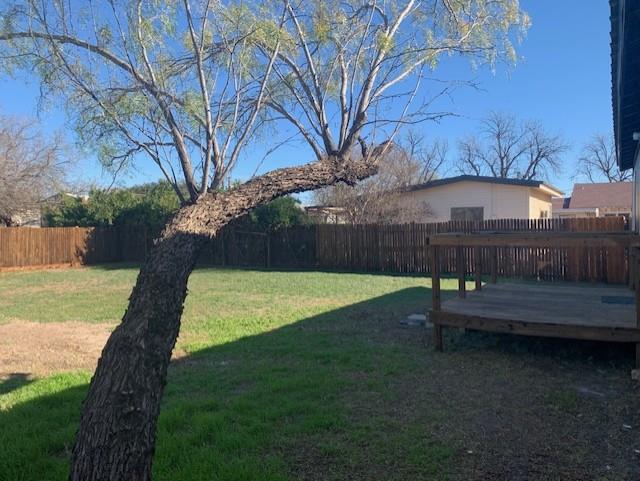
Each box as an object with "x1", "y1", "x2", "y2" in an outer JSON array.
[{"x1": 0, "y1": 0, "x2": 613, "y2": 197}]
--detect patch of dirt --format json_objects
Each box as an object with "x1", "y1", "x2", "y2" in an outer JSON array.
[
  {"x1": 0, "y1": 321, "x2": 190, "y2": 380},
  {"x1": 0, "y1": 321, "x2": 113, "y2": 378}
]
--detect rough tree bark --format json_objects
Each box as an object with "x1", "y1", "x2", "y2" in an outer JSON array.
[{"x1": 69, "y1": 155, "x2": 380, "y2": 481}]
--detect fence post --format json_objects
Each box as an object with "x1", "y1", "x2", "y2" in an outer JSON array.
[
  {"x1": 490, "y1": 246, "x2": 498, "y2": 284},
  {"x1": 430, "y1": 245, "x2": 444, "y2": 351},
  {"x1": 629, "y1": 247, "x2": 635, "y2": 290},
  {"x1": 265, "y1": 231, "x2": 271, "y2": 268},
  {"x1": 431, "y1": 245, "x2": 441, "y2": 311},
  {"x1": 474, "y1": 246, "x2": 482, "y2": 291},
  {"x1": 457, "y1": 245, "x2": 466, "y2": 298},
  {"x1": 220, "y1": 230, "x2": 226, "y2": 267}
]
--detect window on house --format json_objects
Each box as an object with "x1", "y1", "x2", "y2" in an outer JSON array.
[
  {"x1": 540, "y1": 210, "x2": 549, "y2": 218},
  {"x1": 451, "y1": 207, "x2": 484, "y2": 222}
]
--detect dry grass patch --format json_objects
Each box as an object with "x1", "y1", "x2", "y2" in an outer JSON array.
[{"x1": 0, "y1": 321, "x2": 113, "y2": 377}]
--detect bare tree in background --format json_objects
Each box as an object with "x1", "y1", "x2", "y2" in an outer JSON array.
[
  {"x1": 457, "y1": 111, "x2": 567, "y2": 180},
  {"x1": 398, "y1": 130, "x2": 449, "y2": 185},
  {"x1": 0, "y1": 114, "x2": 69, "y2": 226},
  {"x1": 315, "y1": 132, "x2": 448, "y2": 223},
  {"x1": 577, "y1": 133, "x2": 631, "y2": 182},
  {"x1": 0, "y1": 1, "x2": 528, "y2": 479}
]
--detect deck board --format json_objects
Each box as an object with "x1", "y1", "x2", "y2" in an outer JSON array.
[{"x1": 440, "y1": 282, "x2": 637, "y2": 329}]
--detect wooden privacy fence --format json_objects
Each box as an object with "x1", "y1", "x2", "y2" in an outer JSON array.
[
  {"x1": 0, "y1": 217, "x2": 630, "y2": 283},
  {"x1": 315, "y1": 217, "x2": 629, "y2": 283},
  {"x1": 0, "y1": 226, "x2": 147, "y2": 268},
  {"x1": 0, "y1": 225, "x2": 315, "y2": 269},
  {"x1": 197, "y1": 225, "x2": 316, "y2": 268}
]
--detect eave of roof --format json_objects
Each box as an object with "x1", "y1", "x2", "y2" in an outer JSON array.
[
  {"x1": 304, "y1": 205, "x2": 344, "y2": 210},
  {"x1": 555, "y1": 207, "x2": 599, "y2": 214},
  {"x1": 611, "y1": 0, "x2": 640, "y2": 170},
  {"x1": 403, "y1": 175, "x2": 564, "y2": 197}
]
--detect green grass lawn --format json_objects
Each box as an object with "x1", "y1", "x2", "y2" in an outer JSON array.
[
  {"x1": 1, "y1": 266, "x2": 639, "y2": 481},
  {"x1": 0, "y1": 266, "x2": 458, "y2": 481}
]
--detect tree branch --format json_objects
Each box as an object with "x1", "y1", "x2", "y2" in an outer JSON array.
[{"x1": 170, "y1": 146, "x2": 388, "y2": 237}]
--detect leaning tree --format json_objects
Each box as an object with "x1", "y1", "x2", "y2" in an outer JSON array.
[{"x1": 0, "y1": 1, "x2": 529, "y2": 479}]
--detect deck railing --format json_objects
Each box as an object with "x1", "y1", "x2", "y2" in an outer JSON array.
[{"x1": 428, "y1": 231, "x2": 640, "y2": 357}]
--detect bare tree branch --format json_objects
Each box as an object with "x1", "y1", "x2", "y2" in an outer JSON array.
[
  {"x1": 577, "y1": 133, "x2": 631, "y2": 183},
  {"x1": 314, "y1": 132, "x2": 447, "y2": 224},
  {"x1": 457, "y1": 112, "x2": 567, "y2": 180},
  {"x1": 0, "y1": 113, "x2": 72, "y2": 225}
]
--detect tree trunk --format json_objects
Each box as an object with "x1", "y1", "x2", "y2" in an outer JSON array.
[
  {"x1": 69, "y1": 155, "x2": 383, "y2": 481},
  {"x1": 69, "y1": 227, "x2": 203, "y2": 481}
]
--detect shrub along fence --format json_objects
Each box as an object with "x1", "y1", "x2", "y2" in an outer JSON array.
[{"x1": 0, "y1": 217, "x2": 629, "y2": 283}]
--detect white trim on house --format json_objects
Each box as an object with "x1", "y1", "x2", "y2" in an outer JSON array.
[{"x1": 553, "y1": 207, "x2": 599, "y2": 219}]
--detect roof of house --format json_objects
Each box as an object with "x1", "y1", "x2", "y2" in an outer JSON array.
[
  {"x1": 403, "y1": 175, "x2": 564, "y2": 197},
  {"x1": 551, "y1": 197, "x2": 571, "y2": 211},
  {"x1": 305, "y1": 205, "x2": 344, "y2": 211},
  {"x1": 41, "y1": 192, "x2": 89, "y2": 205},
  {"x1": 559, "y1": 182, "x2": 632, "y2": 210},
  {"x1": 611, "y1": 0, "x2": 640, "y2": 170}
]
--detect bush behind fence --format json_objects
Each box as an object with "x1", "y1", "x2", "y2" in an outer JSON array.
[{"x1": 0, "y1": 217, "x2": 628, "y2": 283}]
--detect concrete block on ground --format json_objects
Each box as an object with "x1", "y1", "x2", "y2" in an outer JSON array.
[{"x1": 400, "y1": 313, "x2": 432, "y2": 328}]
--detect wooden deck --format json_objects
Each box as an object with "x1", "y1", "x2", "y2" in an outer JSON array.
[
  {"x1": 428, "y1": 232, "x2": 640, "y2": 369},
  {"x1": 431, "y1": 282, "x2": 640, "y2": 343}
]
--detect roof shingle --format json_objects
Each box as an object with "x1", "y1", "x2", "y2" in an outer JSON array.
[
  {"x1": 551, "y1": 197, "x2": 571, "y2": 211},
  {"x1": 403, "y1": 175, "x2": 563, "y2": 195},
  {"x1": 568, "y1": 182, "x2": 632, "y2": 209}
]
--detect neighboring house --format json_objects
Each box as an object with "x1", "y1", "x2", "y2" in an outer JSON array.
[
  {"x1": 1, "y1": 193, "x2": 89, "y2": 227},
  {"x1": 611, "y1": 0, "x2": 640, "y2": 230},
  {"x1": 3, "y1": 209, "x2": 42, "y2": 227},
  {"x1": 392, "y1": 175, "x2": 563, "y2": 223},
  {"x1": 304, "y1": 205, "x2": 347, "y2": 224},
  {"x1": 551, "y1": 182, "x2": 632, "y2": 219},
  {"x1": 42, "y1": 192, "x2": 89, "y2": 206}
]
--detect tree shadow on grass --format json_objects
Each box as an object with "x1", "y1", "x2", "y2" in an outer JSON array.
[
  {"x1": 0, "y1": 287, "x2": 451, "y2": 481},
  {"x1": 81, "y1": 261, "x2": 142, "y2": 271},
  {"x1": 1, "y1": 285, "x2": 639, "y2": 481},
  {"x1": 0, "y1": 373, "x2": 33, "y2": 396}
]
